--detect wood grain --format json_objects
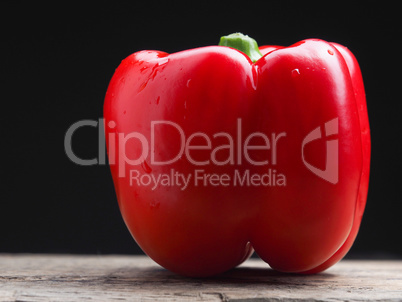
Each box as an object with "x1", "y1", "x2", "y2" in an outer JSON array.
[{"x1": 0, "y1": 254, "x2": 401, "y2": 301}]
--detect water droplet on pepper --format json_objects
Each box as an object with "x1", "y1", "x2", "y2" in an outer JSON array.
[
  {"x1": 150, "y1": 200, "x2": 160, "y2": 210},
  {"x1": 138, "y1": 81, "x2": 147, "y2": 92},
  {"x1": 291, "y1": 69, "x2": 300, "y2": 77},
  {"x1": 141, "y1": 160, "x2": 152, "y2": 173}
]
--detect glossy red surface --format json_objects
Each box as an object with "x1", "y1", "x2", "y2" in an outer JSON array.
[{"x1": 104, "y1": 39, "x2": 370, "y2": 277}]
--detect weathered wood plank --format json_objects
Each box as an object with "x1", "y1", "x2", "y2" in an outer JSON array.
[{"x1": 0, "y1": 254, "x2": 401, "y2": 301}]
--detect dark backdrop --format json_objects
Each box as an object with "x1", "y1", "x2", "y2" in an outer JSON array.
[{"x1": 2, "y1": 1, "x2": 401, "y2": 258}]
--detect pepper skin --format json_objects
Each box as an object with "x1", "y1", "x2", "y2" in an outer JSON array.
[{"x1": 104, "y1": 34, "x2": 370, "y2": 277}]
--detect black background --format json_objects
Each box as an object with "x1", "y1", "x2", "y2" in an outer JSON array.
[{"x1": 2, "y1": 1, "x2": 401, "y2": 258}]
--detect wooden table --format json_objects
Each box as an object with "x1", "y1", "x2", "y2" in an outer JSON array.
[{"x1": 0, "y1": 254, "x2": 401, "y2": 301}]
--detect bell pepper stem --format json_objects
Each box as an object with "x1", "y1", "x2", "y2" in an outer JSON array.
[{"x1": 219, "y1": 33, "x2": 263, "y2": 63}]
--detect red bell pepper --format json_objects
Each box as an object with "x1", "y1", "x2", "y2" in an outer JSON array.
[{"x1": 104, "y1": 33, "x2": 370, "y2": 277}]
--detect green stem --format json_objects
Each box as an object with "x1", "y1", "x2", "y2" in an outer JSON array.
[{"x1": 219, "y1": 33, "x2": 263, "y2": 63}]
